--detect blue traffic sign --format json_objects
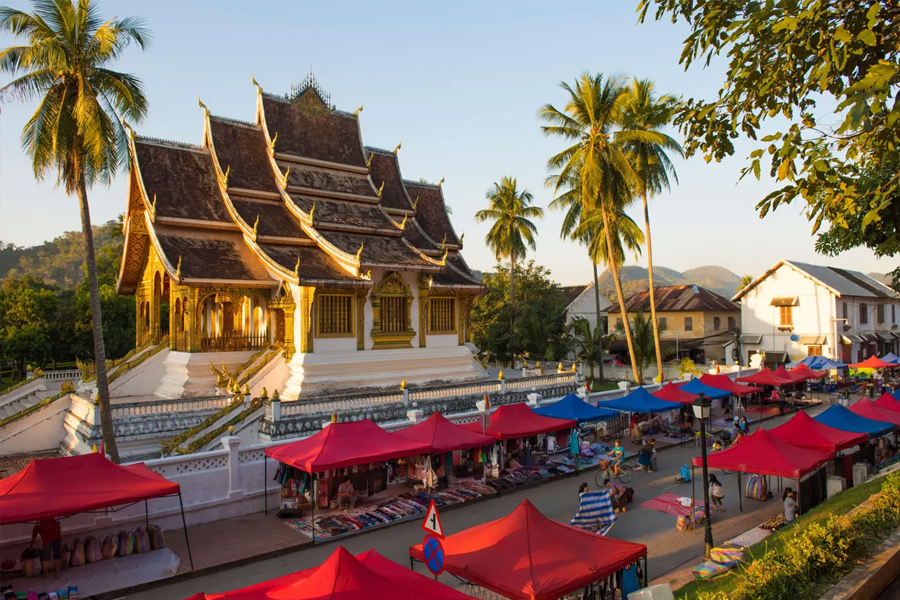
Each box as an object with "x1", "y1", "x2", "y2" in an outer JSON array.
[{"x1": 422, "y1": 535, "x2": 445, "y2": 575}]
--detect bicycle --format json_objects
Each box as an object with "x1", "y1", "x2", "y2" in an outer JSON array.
[{"x1": 595, "y1": 459, "x2": 633, "y2": 485}]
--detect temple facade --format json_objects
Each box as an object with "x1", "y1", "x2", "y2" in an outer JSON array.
[{"x1": 117, "y1": 76, "x2": 486, "y2": 398}]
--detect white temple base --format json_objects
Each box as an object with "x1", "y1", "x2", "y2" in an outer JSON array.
[
  {"x1": 282, "y1": 345, "x2": 486, "y2": 398},
  {"x1": 153, "y1": 350, "x2": 256, "y2": 398}
]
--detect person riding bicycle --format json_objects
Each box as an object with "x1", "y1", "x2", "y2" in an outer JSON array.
[{"x1": 606, "y1": 440, "x2": 625, "y2": 477}]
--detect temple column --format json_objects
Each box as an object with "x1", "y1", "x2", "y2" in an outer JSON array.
[
  {"x1": 284, "y1": 306, "x2": 296, "y2": 359},
  {"x1": 297, "y1": 286, "x2": 315, "y2": 353},
  {"x1": 418, "y1": 281, "x2": 429, "y2": 348},
  {"x1": 356, "y1": 288, "x2": 368, "y2": 351},
  {"x1": 458, "y1": 294, "x2": 467, "y2": 346}
]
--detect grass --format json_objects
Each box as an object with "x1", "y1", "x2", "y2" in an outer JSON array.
[
  {"x1": 675, "y1": 475, "x2": 890, "y2": 599},
  {"x1": 586, "y1": 380, "x2": 621, "y2": 392}
]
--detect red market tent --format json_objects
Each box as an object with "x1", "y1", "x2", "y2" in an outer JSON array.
[
  {"x1": 874, "y1": 392, "x2": 900, "y2": 413},
  {"x1": 850, "y1": 355, "x2": 897, "y2": 369},
  {"x1": 789, "y1": 364, "x2": 828, "y2": 380},
  {"x1": 847, "y1": 398, "x2": 900, "y2": 427},
  {"x1": 184, "y1": 547, "x2": 474, "y2": 600},
  {"x1": 460, "y1": 403, "x2": 575, "y2": 440},
  {"x1": 769, "y1": 411, "x2": 867, "y2": 452},
  {"x1": 409, "y1": 499, "x2": 647, "y2": 600},
  {"x1": 699, "y1": 373, "x2": 761, "y2": 396},
  {"x1": 690, "y1": 427, "x2": 832, "y2": 478},
  {"x1": 652, "y1": 382, "x2": 696, "y2": 404},
  {"x1": 393, "y1": 412, "x2": 495, "y2": 453},
  {"x1": 774, "y1": 366, "x2": 806, "y2": 383},
  {"x1": 0, "y1": 453, "x2": 194, "y2": 568},
  {"x1": 266, "y1": 419, "x2": 431, "y2": 473},
  {"x1": 736, "y1": 369, "x2": 793, "y2": 386}
]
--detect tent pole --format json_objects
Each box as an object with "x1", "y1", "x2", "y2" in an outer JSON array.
[
  {"x1": 738, "y1": 472, "x2": 742, "y2": 512},
  {"x1": 144, "y1": 500, "x2": 149, "y2": 528},
  {"x1": 178, "y1": 491, "x2": 194, "y2": 570},
  {"x1": 797, "y1": 477, "x2": 802, "y2": 515},
  {"x1": 312, "y1": 477, "x2": 317, "y2": 546},
  {"x1": 264, "y1": 455, "x2": 268, "y2": 516}
]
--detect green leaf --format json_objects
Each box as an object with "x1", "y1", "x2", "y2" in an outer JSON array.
[
  {"x1": 773, "y1": 17, "x2": 798, "y2": 32},
  {"x1": 777, "y1": 159, "x2": 791, "y2": 180},
  {"x1": 858, "y1": 29, "x2": 877, "y2": 46},
  {"x1": 866, "y1": 3, "x2": 881, "y2": 27},
  {"x1": 833, "y1": 27, "x2": 852, "y2": 43}
]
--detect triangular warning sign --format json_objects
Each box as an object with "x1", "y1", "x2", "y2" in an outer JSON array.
[{"x1": 421, "y1": 500, "x2": 444, "y2": 538}]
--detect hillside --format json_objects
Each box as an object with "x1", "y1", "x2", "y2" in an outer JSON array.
[{"x1": 597, "y1": 264, "x2": 742, "y2": 302}]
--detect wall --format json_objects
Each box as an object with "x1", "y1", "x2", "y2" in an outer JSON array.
[
  {"x1": 109, "y1": 347, "x2": 169, "y2": 397},
  {"x1": 566, "y1": 285, "x2": 610, "y2": 332},
  {"x1": 0, "y1": 395, "x2": 71, "y2": 454}
]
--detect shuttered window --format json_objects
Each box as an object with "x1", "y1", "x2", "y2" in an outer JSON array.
[
  {"x1": 429, "y1": 298, "x2": 456, "y2": 333},
  {"x1": 382, "y1": 297, "x2": 408, "y2": 333},
  {"x1": 317, "y1": 295, "x2": 353, "y2": 336}
]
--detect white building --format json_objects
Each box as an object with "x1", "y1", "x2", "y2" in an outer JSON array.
[
  {"x1": 730, "y1": 259, "x2": 899, "y2": 366},
  {"x1": 562, "y1": 283, "x2": 611, "y2": 333}
]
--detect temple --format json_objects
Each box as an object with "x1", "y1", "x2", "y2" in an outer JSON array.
[{"x1": 117, "y1": 75, "x2": 486, "y2": 398}]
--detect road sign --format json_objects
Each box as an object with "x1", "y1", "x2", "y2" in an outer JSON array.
[
  {"x1": 422, "y1": 499, "x2": 444, "y2": 538},
  {"x1": 422, "y1": 535, "x2": 445, "y2": 575}
]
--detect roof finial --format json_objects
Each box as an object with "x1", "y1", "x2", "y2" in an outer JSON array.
[
  {"x1": 355, "y1": 242, "x2": 365, "y2": 262},
  {"x1": 393, "y1": 142, "x2": 401, "y2": 154},
  {"x1": 253, "y1": 215, "x2": 259, "y2": 237},
  {"x1": 122, "y1": 119, "x2": 134, "y2": 139},
  {"x1": 400, "y1": 214, "x2": 408, "y2": 230},
  {"x1": 222, "y1": 165, "x2": 230, "y2": 187},
  {"x1": 438, "y1": 176, "x2": 445, "y2": 189},
  {"x1": 251, "y1": 74, "x2": 262, "y2": 92},
  {"x1": 308, "y1": 202, "x2": 315, "y2": 222},
  {"x1": 413, "y1": 196, "x2": 419, "y2": 210},
  {"x1": 150, "y1": 194, "x2": 157, "y2": 218},
  {"x1": 459, "y1": 232, "x2": 465, "y2": 245},
  {"x1": 366, "y1": 153, "x2": 374, "y2": 168},
  {"x1": 377, "y1": 181, "x2": 385, "y2": 197},
  {"x1": 293, "y1": 256, "x2": 300, "y2": 278},
  {"x1": 175, "y1": 255, "x2": 182, "y2": 279},
  {"x1": 268, "y1": 132, "x2": 277, "y2": 151},
  {"x1": 440, "y1": 233, "x2": 447, "y2": 249},
  {"x1": 441, "y1": 247, "x2": 449, "y2": 265},
  {"x1": 354, "y1": 103, "x2": 364, "y2": 116},
  {"x1": 198, "y1": 95, "x2": 209, "y2": 117},
  {"x1": 281, "y1": 166, "x2": 290, "y2": 187}
]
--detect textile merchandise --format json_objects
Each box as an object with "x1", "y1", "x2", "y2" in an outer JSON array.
[
  {"x1": 693, "y1": 561, "x2": 730, "y2": 579},
  {"x1": 745, "y1": 474, "x2": 768, "y2": 501},
  {"x1": 759, "y1": 514, "x2": 788, "y2": 531},
  {"x1": 0, "y1": 585, "x2": 80, "y2": 599},
  {"x1": 710, "y1": 547, "x2": 745, "y2": 567},
  {"x1": 569, "y1": 490, "x2": 616, "y2": 533}
]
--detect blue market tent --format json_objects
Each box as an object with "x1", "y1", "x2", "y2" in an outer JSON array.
[
  {"x1": 534, "y1": 394, "x2": 619, "y2": 424},
  {"x1": 676, "y1": 378, "x2": 731, "y2": 399},
  {"x1": 786, "y1": 356, "x2": 848, "y2": 370},
  {"x1": 595, "y1": 386, "x2": 681, "y2": 414},
  {"x1": 881, "y1": 352, "x2": 900, "y2": 365},
  {"x1": 814, "y1": 404, "x2": 896, "y2": 438}
]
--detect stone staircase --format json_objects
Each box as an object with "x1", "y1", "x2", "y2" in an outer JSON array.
[{"x1": 0, "y1": 390, "x2": 45, "y2": 420}]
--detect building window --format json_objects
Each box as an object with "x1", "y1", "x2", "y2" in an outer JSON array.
[
  {"x1": 658, "y1": 317, "x2": 667, "y2": 330},
  {"x1": 860, "y1": 303, "x2": 868, "y2": 325},
  {"x1": 616, "y1": 318, "x2": 623, "y2": 330},
  {"x1": 381, "y1": 296, "x2": 409, "y2": 333},
  {"x1": 429, "y1": 297, "x2": 456, "y2": 333},
  {"x1": 317, "y1": 294, "x2": 354, "y2": 336},
  {"x1": 728, "y1": 316, "x2": 736, "y2": 330},
  {"x1": 843, "y1": 302, "x2": 848, "y2": 320},
  {"x1": 877, "y1": 304, "x2": 885, "y2": 324},
  {"x1": 808, "y1": 345, "x2": 822, "y2": 356},
  {"x1": 713, "y1": 317, "x2": 721, "y2": 331},
  {"x1": 684, "y1": 317, "x2": 693, "y2": 331},
  {"x1": 779, "y1": 306, "x2": 793, "y2": 328}
]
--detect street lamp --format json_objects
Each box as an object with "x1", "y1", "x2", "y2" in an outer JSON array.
[{"x1": 692, "y1": 392, "x2": 714, "y2": 559}]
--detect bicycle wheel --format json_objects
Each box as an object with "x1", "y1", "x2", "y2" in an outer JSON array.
[
  {"x1": 595, "y1": 470, "x2": 608, "y2": 487},
  {"x1": 617, "y1": 464, "x2": 633, "y2": 484},
  {"x1": 722, "y1": 468, "x2": 734, "y2": 475}
]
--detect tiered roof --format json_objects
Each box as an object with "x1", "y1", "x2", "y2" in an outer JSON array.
[{"x1": 118, "y1": 77, "x2": 483, "y2": 295}]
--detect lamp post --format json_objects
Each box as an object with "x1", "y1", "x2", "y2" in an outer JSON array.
[{"x1": 692, "y1": 392, "x2": 714, "y2": 559}]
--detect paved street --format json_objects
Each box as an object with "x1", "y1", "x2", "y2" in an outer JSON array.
[{"x1": 122, "y1": 405, "x2": 822, "y2": 599}]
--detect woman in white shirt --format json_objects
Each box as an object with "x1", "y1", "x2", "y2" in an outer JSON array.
[{"x1": 708, "y1": 474, "x2": 726, "y2": 511}]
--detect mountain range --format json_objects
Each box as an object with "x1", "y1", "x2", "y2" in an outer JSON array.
[{"x1": 597, "y1": 265, "x2": 744, "y2": 302}]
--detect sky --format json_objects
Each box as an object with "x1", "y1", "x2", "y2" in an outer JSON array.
[{"x1": 0, "y1": 0, "x2": 891, "y2": 286}]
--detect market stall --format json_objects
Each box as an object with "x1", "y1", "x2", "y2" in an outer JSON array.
[
  {"x1": 770, "y1": 411, "x2": 868, "y2": 486},
  {"x1": 736, "y1": 369, "x2": 792, "y2": 386},
  {"x1": 881, "y1": 352, "x2": 900, "y2": 365},
  {"x1": 533, "y1": 394, "x2": 619, "y2": 466},
  {"x1": 597, "y1": 387, "x2": 682, "y2": 444},
  {"x1": 815, "y1": 404, "x2": 897, "y2": 438},
  {"x1": 875, "y1": 392, "x2": 900, "y2": 412},
  {"x1": 848, "y1": 398, "x2": 900, "y2": 427},
  {"x1": 850, "y1": 356, "x2": 897, "y2": 369},
  {"x1": 409, "y1": 499, "x2": 648, "y2": 600},
  {"x1": 652, "y1": 382, "x2": 696, "y2": 404},
  {"x1": 0, "y1": 453, "x2": 192, "y2": 598},
  {"x1": 691, "y1": 428, "x2": 833, "y2": 513},
  {"x1": 265, "y1": 420, "x2": 441, "y2": 542},
  {"x1": 184, "y1": 547, "x2": 475, "y2": 600},
  {"x1": 699, "y1": 374, "x2": 761, "y2": 397}
]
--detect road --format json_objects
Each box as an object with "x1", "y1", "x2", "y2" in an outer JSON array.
[{"x1": 123, "y1": 407, "x2": 813, "y2": 599}]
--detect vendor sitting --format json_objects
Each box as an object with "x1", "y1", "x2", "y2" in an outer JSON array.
[{"x1": 337, "y1": 476, "x2": 358, "y2": 510}]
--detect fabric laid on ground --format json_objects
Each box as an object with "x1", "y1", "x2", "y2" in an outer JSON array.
[
  {"x1": 596, "y1": 386, "x2": 681, "y2": 414},
  {"x1": 814, "y1": 404, "x2": 896, "y2": 438},
  {"x1": 699, "y1": 374, "x2": 761, "y2": 396},
  {"x1": 569, "y1": 490, "x2": 616, "y2": 532},
  {"x1": 184, "y1": 547, "x2": 474, "y2": 600},
  {"x1": 676, "y1": 378, "x2": 732, "y2": 399},
  {"x1": 533, "y1": 393, "x2": 619, "y2": 423},
  {"x1": 652, "y1": 382, "x2": 696, "y2": 404},
  {"x1": 409, "y1": 499, "x2": 646, "y2": 600},
  {"x1": 640, "y1": 493, "x2": 703, "y2": 517},
  {"x1": 769, "y1": 410, "x2": 867, "y2": 452},
  {"x1": 266, "y1": 420, "x2": 432, "y2": 473},
  {"x1": 736, "y1": 369, "x2": 793, "y2": 386},
  {"x1": 392, "y1": 412, "x2": 495, "y2": 453},
  {"x1": 459, "y1": 403, "x2": 575, "y2": 440},
  {"x1": 690, "y1": 428, "x2": 833, "y2": 478},
  {"x1": 850, "y1": 355, "x2": 897, "y2": 369},
  {"x1": 847, "y1": 398, "x2": 900, "y2": 427},
  {"x1": 0, "y1": 453, "x2": 180, "y2": 525}
]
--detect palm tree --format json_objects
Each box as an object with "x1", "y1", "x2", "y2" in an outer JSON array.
[
  {"x1": 475, "y1": 177, "x2": 543, "y2": 365},
  {"x1": 619, "y1": 78, "x2": 683, "y2": 383},
  {"x1": 736, "y1": 275, "x2": 754, "y2": 292},
  {"x1": 567, "y1": 317, "x2": 604, "y2": 380},
  {"x1": 541, "y1": 73, "x2": 643, "y2": 383},
  {"x1": 616, "y1": 311, "x2": 671, "y2": 384},
  {"x1": 0, "y1": 0, "x2": 150, "y2": 462}
]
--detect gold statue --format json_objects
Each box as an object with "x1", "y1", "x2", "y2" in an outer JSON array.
[
  {"x1": 400, "y1": 378, "x2": 407, "y2": 390},
  {"x1": 272, "y1": 389, "x2": 280, "y2": 401}
]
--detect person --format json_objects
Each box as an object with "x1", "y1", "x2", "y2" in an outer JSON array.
[
  {"x1": 738, "y1": 416, "x2": 749, "y2": 434},
  {"x1": 604, "y1": 478, "x2": 629, "y2": 512},
  {"x1": 638, "y1": 438, "x2": 656, "y2": 472},
  {"x1": 778, "y1": 390, "x2": 787, "y2": 416},
  {"x1": 712, "y1": 439, "x2": 723, "y2": 452},
  {"x1": 708, "y1": 474, "x2": 725, "y2": 512},
  {"x1": 607, "y1": 440, "x2": 625, "y2": 477},
  {"x1": 337, "y1": 476, "x2": 357, "y2": 510},
  {"x1": 30, "y1": 518, "x2": 62, "y2": 579},
  {"x1": 770, "y1": 387, "x2": 780, "y2": 407},
  {"x1": 723, "y1": 395, "x2": 733, "y2": 419},
  {"x1": 783, "y1": 487, "x2": 798, "y2": 522}
]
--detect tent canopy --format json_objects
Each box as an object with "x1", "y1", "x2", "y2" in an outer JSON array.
[
  {"x1": 266, "y1": 420, "x2": 431, "y2": 473},
  {"x1": 0, "y1": 453, "x2": 180, "y2": 525},
  {"x1": 185, "y1": 547, "x2": 474, "y2": 600},
  {"x1": 676, "y1": 378, "x2": 731, "y2": 399},
  {"x1": 875, "y1": 392, "x2": 900, "y2": 413},
  {"x1": 699, "y1": 374, "x2": 761, "y2": 396},
  {"x1": 881, "y1": 352, "x2": 900, "y2": 365},
  {"x1": 461, "y1": 403, "x2": 575, "y2": 440},
  {"x1": 652, "y1": 382, "x2": 697, "y2": 405},
  {"x1": 736, "y1": 369, "x2": 792, "y2": 386},
  {"x1": 690, "y1": 427, "x2": 832, "y2": 478},
  {"x1": 815, "y1": 404, "x2": 896, "y2": 438},
  {"x1": 848, "y1": 398, "x2": 900, "y2": 427},
  {"x1": 409, "y1": 499, "x2": 647, "y2": 600},
  {"x1": 786, "y1": 356, "x2": 848, "y2": 370},
  {"x1": 774, "y1": 366, "x2": 806, "y2": 383},
  {"x1": 533, "y1": 394, "x2": 619, "y2": 424},
  {"x1": 769, "y1": 411, "x2": 867, "y2": 452},
  {"x1": 789, "y1": 364, "x2": 827, "y2": 380},
  {"x1": 596, "y1": 386, "x2": 681, "y2": 414},
  {"x1": 850, "y1": 355, "x2": 897, "y2": 369},
  {"x1": 393, "y1": 412, "x2": 495, "y2": 454}
]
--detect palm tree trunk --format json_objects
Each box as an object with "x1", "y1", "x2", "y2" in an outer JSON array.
[
  {"x1": 642, "y1": 188, "x2": 664, "y2": 382},
  {"x1": 592, "y1": 259, "x2": 605, "y2": 382},
  {"x1": 76, "y1": 168, "x2": 120, "y2": 463},
  {"x1": 509, "y1": 254, "x2": 515, "y2": 368},
  {"x1": 600, "y1": 205, "x2": 641, "y2": 384}
]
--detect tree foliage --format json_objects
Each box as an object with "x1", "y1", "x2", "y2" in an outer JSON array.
[
  {"x1": 613, "y1": 311, "x2": 671, "y2": 383},
  {"x1": 639, "y1": 0, "x2": 900, "y2": 283},
  {"x1": 567, "y1": 317, "x2": 605, "y2": 380}
]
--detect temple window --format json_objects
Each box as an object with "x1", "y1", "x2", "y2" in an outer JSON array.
[
  {"x1": 370, "y1": 272, "x2": 416, "y2": 349},
  {"x1": 317, "y1": 294, "x2": 354, "y2": 337},
  {"x1": 429, "y1": 297, "x2": 456, "y2": 333},
  {"x1": 381, "y1": 296, "x2": 409, "y2": 334}
]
